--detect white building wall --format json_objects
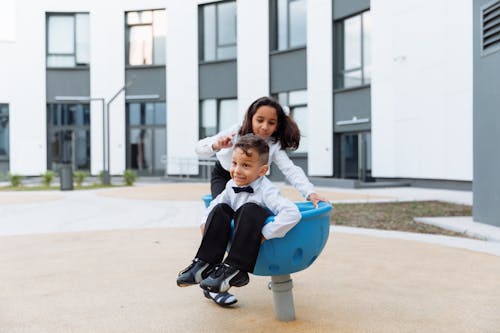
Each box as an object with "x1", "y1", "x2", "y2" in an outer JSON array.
[
  {"x1": 307, "y1": 0, "x2": 333, "y2": 176},
  {"x1": 237, "y1": 0, "x2": 270, "y2": 120},
  {"x1": 165, "y1": 0, "x2": 199, "y2": 175},
  {"x1": 371, "y1": 0, "x2": 473, "y2": 181}
]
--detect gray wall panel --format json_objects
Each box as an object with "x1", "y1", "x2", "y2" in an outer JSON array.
[
  {"x1": 473, "y1": 0, "x2": 500, "y2": 227},
  {"x1": 46, "y1": 69, "x2": 90, "y2": 102},
  {"x1": 125, "y1": 66, "x2": 166, "y2": 100},
  {"x1": 199, "y1": 61, "x2": 237, "y2": 99},
  {"x1": 334, "y1": 87, "x2": 371, "y2": 132},
  {"x1": 270, "y1": 48, "x2": 307, "y2": 94},
  {"x1": 333, "y1": 0, "x2": 370, "y2": 19}
]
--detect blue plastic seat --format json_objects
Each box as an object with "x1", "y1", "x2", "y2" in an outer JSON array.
[{"x1": 202, "y1": 195, "x2": 332, "y2": 276}]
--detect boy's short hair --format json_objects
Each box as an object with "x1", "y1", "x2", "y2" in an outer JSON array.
[{"x1": 235, "y1": 134, "x2": 270, "y2": 165}]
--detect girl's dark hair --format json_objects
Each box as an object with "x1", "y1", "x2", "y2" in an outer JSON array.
[{"x1": 238, "y1": 96, "x2": 301, "y2": 150}]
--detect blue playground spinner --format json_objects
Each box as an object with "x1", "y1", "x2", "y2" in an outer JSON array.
[{"x1": 202, "y1": 195, "x2": 333, "y2": 276}]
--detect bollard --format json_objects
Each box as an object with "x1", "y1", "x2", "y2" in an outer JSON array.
[{"x1": 269, "y1": 274, "x2": 295, "y2": 321}]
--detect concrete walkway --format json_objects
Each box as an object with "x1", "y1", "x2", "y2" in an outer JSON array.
[{"x1": 1, "y1": 182, "x2": 499, "y2": 333}]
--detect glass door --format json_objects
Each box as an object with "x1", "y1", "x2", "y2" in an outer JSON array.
[{"x1": 339, "y1": 131, "x2": 372, "y2": 181}]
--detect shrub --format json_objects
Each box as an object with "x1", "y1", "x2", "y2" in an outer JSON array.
[
  {"x1": 73, "y1": 171, "x2": 89, "y2": 186},
  {"x1": 98, "y1": 170, "x2": 110, "y2": 185},
  {"x1": 41, "y1": 170, "x2": 57, "y2": 187},
  {"x1": 123, "y1": 169, "x2": 137, "y2": 186},
  {"x1": 8, "y1": 173, "x2": 23, "y2": 187}
]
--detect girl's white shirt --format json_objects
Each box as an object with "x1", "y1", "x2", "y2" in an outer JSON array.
[{"x1": 195, "y1": 124, "x2": 315, "y2": 199}]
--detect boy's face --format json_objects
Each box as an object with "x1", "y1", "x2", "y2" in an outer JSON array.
[{"x1": 230, "y1": 147, "x2": 269, "y2": 186}]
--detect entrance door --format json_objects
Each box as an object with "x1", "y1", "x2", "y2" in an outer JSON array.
[
  {"x1": 47, "y1": 104, "x2": 91, "y2": 172},
  {"x1": 339, "y1": 132, "x2": 371, "y2": 181}
]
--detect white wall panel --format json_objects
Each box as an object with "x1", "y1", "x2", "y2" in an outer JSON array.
[
  {"x1": 371, "y1": 0, "x2": 472, "y2": 181},
  {"x1": 307, "y1": 0, "x2": 333, "y2": 176}
]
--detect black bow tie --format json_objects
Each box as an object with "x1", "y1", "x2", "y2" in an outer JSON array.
[{"x1": 232, "y1": 186, "x2": 254, "y2": 194}]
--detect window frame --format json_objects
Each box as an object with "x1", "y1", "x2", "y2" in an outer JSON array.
[
  {"x1": 270, "y1": 0, "x2": 307, "y2": 52},
  {"x1": 0, "y1": 104, "x2": 9, "y2": 162},
  {"x1": 274, "y1": 90, "x2": 308, "y2": 154},
  {"x1": 198, "y1": 98, "x2": 238, "y2": 139},
  {"x1": 125, "y1": 9, "x2": 166, "y2": 67},
  {"x1": 46, "y1": 12, "x2": 90, "y2": 69},
  {"x1": 334, "y1": 10, "x2": 371, "y2": 91},
  {"x1": 199, "y1": 0, "x2": 237, "y2": 63}
]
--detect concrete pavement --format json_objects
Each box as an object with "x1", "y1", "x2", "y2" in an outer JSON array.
[{"x1": 0, "y1": 182, "x2": 499, "y2": 333}]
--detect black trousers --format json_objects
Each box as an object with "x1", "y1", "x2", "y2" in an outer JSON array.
[
  {"x1": 210, "y1": 161, "x2": 231, "y2": 198},
  {"x1": 196, "y1": 203, "x2": 270, "y2": 273}
]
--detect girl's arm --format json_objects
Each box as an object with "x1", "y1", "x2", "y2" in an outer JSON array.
[
  {"x1": 195, "y1": 124, "x2": 239, "y2": 158},
  {"x1": 273, "y1": 149, "x2": 327, "y2": 207}
]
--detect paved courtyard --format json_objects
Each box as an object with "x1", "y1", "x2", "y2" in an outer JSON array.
[{"x1": 0, "y1": 182, "x2": 499, "y2": 332}]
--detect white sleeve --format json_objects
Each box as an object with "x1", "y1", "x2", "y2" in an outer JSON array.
[
  {"x1": 273, "y1": 149, "x2": 315, "y2": 199},
  {"x1": 195, "y1": 124, "x2": 240, "y2": 158},
  {"x1": 261, "y1": 186, "x2": 301, "y2": 239},
  {"x1": 200, "y1": 186, "x2": 231, "y2": 226}
]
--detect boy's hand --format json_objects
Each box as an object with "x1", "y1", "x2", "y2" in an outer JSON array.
[
  {"x1": 212, "y1": 133, "x2": 236, "y2": 151},
  {"x1": 307, "y1": 193, "x2": 327, "y2": 208},
  {"x1": 200, "y1": 223, "x2": 205, "y2": 236},
  {"x1": 261, "y1": 235, "x2": 266, "y2": 244}
]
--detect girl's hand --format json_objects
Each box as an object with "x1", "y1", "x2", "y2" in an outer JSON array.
[
  {"x1": 212, "y1": 133, "x2": 236, "y2": 151},
  {"x1": 307, "y1": 193, "x2": 327, "y2": 208}
]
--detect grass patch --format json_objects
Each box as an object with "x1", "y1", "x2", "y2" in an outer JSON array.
[
  {"x1": 0, "y1": 184, "x2": 122, "y2": 191},
  {"x1": 331, "y1": 201, "x2": 472, "y2": 238}
]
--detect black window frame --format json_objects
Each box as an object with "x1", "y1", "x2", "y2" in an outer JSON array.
[
  {"x1": 334, "y1": 10, "x2": 371, "y2": 90},
  {"x1": 198, "y1": 0, "x2": 237, "y2": 63},
  {"x1": 125, "y1": 8, "x2": 167, "y2": 67},
  {"x1": 46, "y1": 12, "x2": 90, "y2": 68},
  {"x1": 270, "y1": 0, "x2": 307, "y2": 52},
  {"x1": 198, "y1": 98, "x2": 238, "y2": 139}
]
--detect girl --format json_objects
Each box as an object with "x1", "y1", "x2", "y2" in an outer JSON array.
[{"x1": 195, "y1": 96, "x2": 326, "y2": 306}]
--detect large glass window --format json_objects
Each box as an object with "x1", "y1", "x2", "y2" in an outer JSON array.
[
  {"x1": 46, "y1": 13, "x2": 90, "y2": 67},
  {"x1": 126, "y1": 9, "x2": 166, "y2": 66},
  {"x1": 47, "y1": 104, "x2": 91, "y2": 171},
  {"x1": 0, "y1": 104, "x2": 8, "y2": 175},
  {"x1": 334, "y1": 10, "x2": 371, "y2": 89},
  {"x1": 126, "y1": 102, "x2": 166, "y2": 175},
  {"x1": 271, "y1": 0, "x2": 307, "y2": 51},
  {"x1": 275, "y1": 90, "x2": 307, "y2": 153},
  {"x1": 199, "y1": 98, "x2": 238, "y2": 138},
  {"x1": 200, "y1": 1, "x2": 237, "y2": 62}
]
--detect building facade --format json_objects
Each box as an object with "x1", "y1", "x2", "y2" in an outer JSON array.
[{"x1": 0, "y1": 0, "x2": 474, "y2": 188}]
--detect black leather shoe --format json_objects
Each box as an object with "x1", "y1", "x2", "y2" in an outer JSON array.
[
  {"x1": 199, "y1": 263, "x2": 249, "y2": 293},
  {"x1": 177, "y1": 258, "x2": 214, "y2": 287}
]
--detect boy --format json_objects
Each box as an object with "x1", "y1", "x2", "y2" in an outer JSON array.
[{"x1": 177, "y1": 134, "x2": 301, "y2": 294}]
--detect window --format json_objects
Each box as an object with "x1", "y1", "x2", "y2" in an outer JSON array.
[
  {"x1": 47, "y1": 104, "x2": 91, "y2": 171},
  {"x1": 126, "y1": 9, "x2": 166, "y2": 66},
  {"x1": 0, "y1": 104, "x2": 9, "y2": 161},
  {"x1": 271, "y1": 0, "x2": 307, "y2": 51},
  {"x1": 334, "y1": 10, "x2": 371, "y2": 89},
  {"x1": 200, "y1": 1, "x2": 237, "y2": 62},
  {"x1": 275, "y1": 90, "x2": 308, "y2": 153},
  {"x1": 481, "y1": 0, "x2": 500, "y2": 56},
  {"x1": 46, "y1": 13, "x2": 90, "y2": 67},
  {"x1": 199, "y1": 98, "x2": 238, "y2": 138},
  {"x1": 126, "y1": 102, "x2": 166, "y2": 175}
]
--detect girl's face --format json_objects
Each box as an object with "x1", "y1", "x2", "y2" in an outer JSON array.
[{"x1": 251, "y1": 105, "x2": 278, "y2": 140}]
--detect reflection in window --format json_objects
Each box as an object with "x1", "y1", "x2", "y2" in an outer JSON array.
[
  {"x1": 276, "y1": 90, "x2": 308, "y2": 153},
  {"x1": 200, "y1": 98, "x2": 238, "y2": 139},
  {"x1": 126, "y1": 9, "x2": 166, "y2": 65},
  {"x1": 126, "y1": 102, "x2": 166, "y2": 175},
  {"x1": 200, "y1": 1, "x2": 237, "y2": 61},
  {"x1": 272, "y1": 0, "x2": 307, "y2": 51},
  {"x1": 335, "y1": 10, "x2": 371, "y2": 89},
  {"x1": 47, "y1": 104, "x2": 91, "y2": 171},
  {"x1": 47, "y1": 13, "x2": 89, "y2": 67},
  {"x1": 0, "y1": 104, "x2": 9, "y2": 162}
]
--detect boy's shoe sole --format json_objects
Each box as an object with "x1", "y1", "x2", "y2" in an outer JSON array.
[{"x1": 203, "y1": 290, "x2": 238, "y2": 307}]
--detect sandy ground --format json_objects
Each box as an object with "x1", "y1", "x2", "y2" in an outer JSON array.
[{"x1": 1, "y1": 228, "x2": 499, "y2": 333}]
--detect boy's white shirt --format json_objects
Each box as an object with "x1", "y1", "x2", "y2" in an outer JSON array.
[
  {"x1": 201, "y1": 176, "x2": 302, "y2": 240},
  {"x1": 195, "y1": 124, "x2": 315, "y2": 199}
]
